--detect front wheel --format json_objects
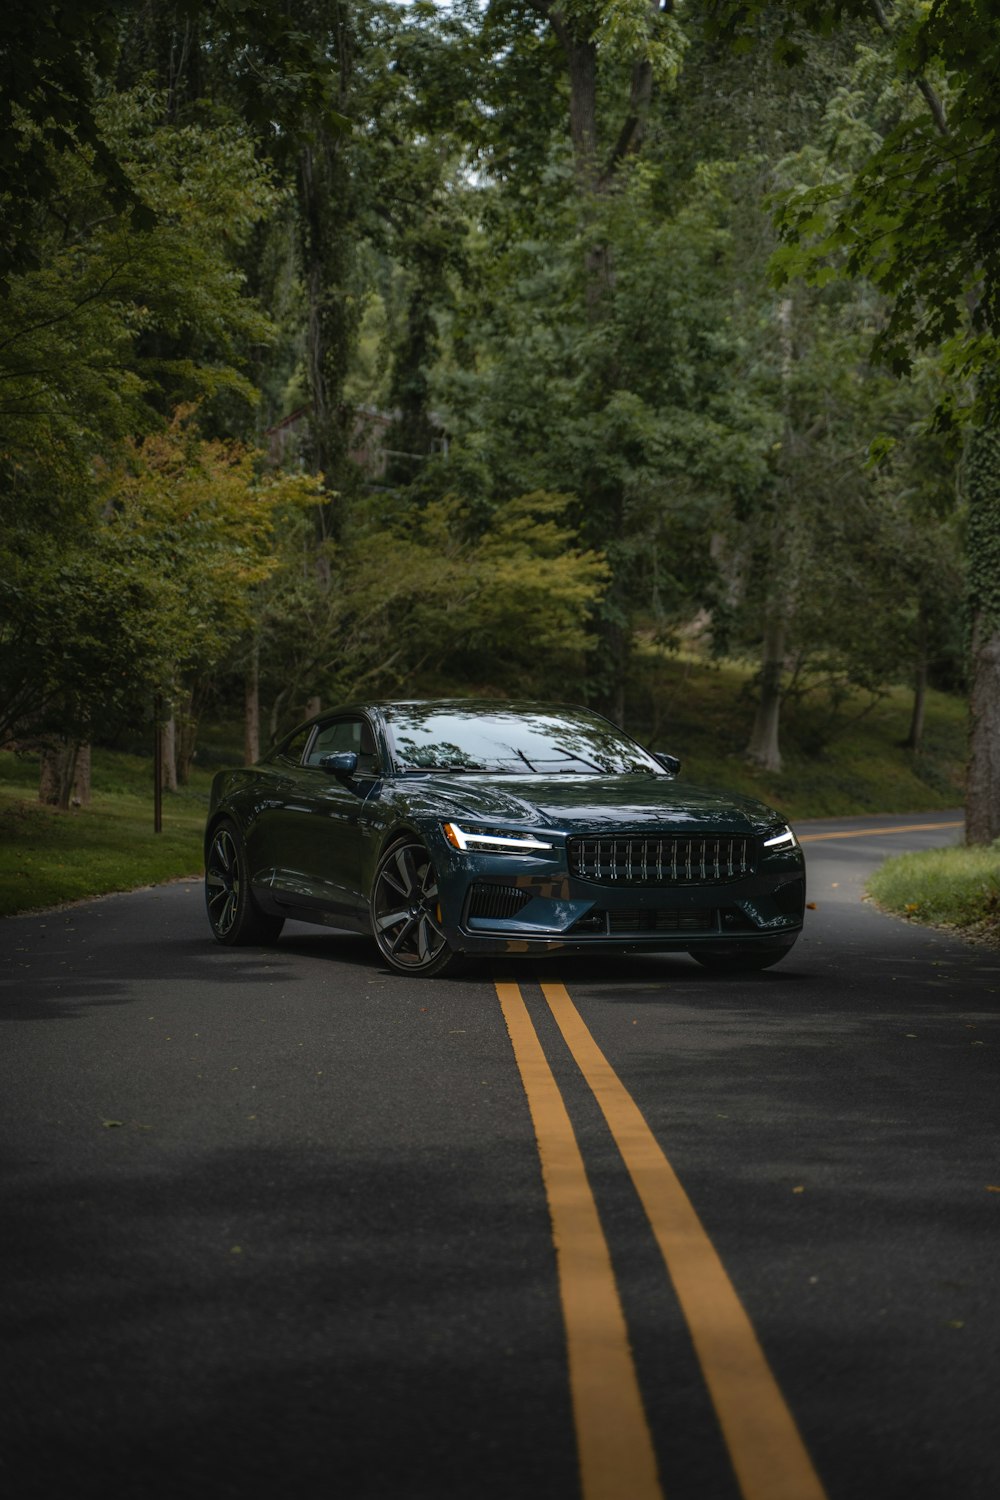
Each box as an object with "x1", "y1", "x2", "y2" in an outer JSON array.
[
  {"x1": 205, "y1": 819, "x2": 284, "y2": 946},
  {"x1": 371, "y1": 839, "x2": 459, "y2": 977},
  {"x1": 689, "y1": 944, "x2": 793, "y2": 973}
]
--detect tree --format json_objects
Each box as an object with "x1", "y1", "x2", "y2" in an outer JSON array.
[
  {"x1": 105, "y1": 411, "x2": 323, "y2": 784},
  {"x1": 528, "y1": 0, "x2": 688, "y2": 718},
  {"x1": 0, "y1": 1, "x2": 348, "y2": 290},
  {"x1": 708, "y1": 0, "x2": 1000, "y2": 838},
  {"x1": 0, "y1": 84, "x2": 282, "y2": 774},
  {"x1": 245, "y1": 488, "x2": 608, "y2": 741}
]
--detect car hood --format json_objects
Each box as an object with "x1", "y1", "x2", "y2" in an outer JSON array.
[{"x1": 398, "y1": 773, "x2": 781, "y2": 835}]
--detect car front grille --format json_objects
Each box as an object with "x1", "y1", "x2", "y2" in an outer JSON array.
[{"x1": 568, "y1": 835, "x2": 753, "y2": 885}]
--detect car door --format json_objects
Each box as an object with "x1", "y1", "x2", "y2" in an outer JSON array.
[{"x1": 268, "y1": 716, "x2": 378, "y2": 918}]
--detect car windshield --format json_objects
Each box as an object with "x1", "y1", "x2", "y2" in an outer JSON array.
[{"x1": 384, "y1": 706, "x2": 661, "y2": 775}]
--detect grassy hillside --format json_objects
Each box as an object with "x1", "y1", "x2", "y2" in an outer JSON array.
[
  {"x1": 0, "y1": 748, "x2": 213, "y2": 917},
  {"x1": 628, "y1": 651, "x2": 965, "y2": 819},
  {"x1": 0, "y1": 657, "x2": 967, "y2": 918}
]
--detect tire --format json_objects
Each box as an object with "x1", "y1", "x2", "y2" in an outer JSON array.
[
  {"x1": 689, "y1": 945, "x2": 793, "y2": 972},
  {"x1": 371, "y1": 838, "x2": 458, "y2": 977},
  {"x1": 205, "y1": 819, "x2": 284, "y2": 947}
]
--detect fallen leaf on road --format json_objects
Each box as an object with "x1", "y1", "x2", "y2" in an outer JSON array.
[{"x1": 102, "y1": 1120, "x2": 125, "y2": 1129}]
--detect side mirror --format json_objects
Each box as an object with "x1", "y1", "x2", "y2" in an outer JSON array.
[
  {"x1": 653, "y1": 752, "x2": 681, "y2": 776},
  {"x1": 319, "y1": 751, "x2": 359, "y2": 779}
]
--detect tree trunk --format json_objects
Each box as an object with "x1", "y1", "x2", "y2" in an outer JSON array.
[
  {"x1": 966, "y1": 615, "x2": 1000, "y2": 843},
  {"x1": 591, "y1": 570, "x2": 630, "y2": 723},
  {"x1": 245, "y1": 644, "x2": 261, "y2": 766},
  {"x1": 901, "y1": 598, "x2": 930, "y2": 751},
  {"x1": 904, "y1": 660, "x2": 928, "y2": 752},
  {"x1": 296, "y1": 7, "x2": 355, "y2": 543},
  {"x1": 72, "y1": 743, "x2": 91, "y2": 806},
  {"x1": 547, "y1": 8, "x2": 599, "y2": 186},
  {"x1": 39, "y1": 740, "x2": 81, "y2": 810},
  {"x1": 174, "y1": 691, "x2": 198, "y2": 785},
  {"x1": 546, "y1": 2, "x2": 659, "y2": 714},
  {"x1": 746, "y1": 616, "x2": 785, "y2": 772},
  {"x1": 745, "y1": 298, "x2": 797, "y2": 774},
  {"x1": 161, "y1": 713, "x2": 178, "y2": 792},
  {"x1": 965, "y1": 424, "x2": 1000, "y2": 843},
  {"x1": 305, "y1": 695, "x2": 322, "y2": 720}
]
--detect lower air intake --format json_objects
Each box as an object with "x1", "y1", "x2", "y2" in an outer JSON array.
[
  {"x1": 572, "y1": 909, "x2": 717, "y2": 935},
  {"x1": 466, "y1": 883, "x2": 533, "y2": 921}
]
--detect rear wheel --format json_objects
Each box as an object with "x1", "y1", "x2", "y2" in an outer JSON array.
[
  {"x1": 689, "y1": 945, "x2": 793, "y2": 972},
  {"x1": 371, "y1": 839, "x2": 458, "y2": 977},
  {"x1": 205, "y1": 819, "x2": 284, "y2": 946}
]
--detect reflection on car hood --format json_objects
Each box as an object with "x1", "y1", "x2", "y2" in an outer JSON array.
[{"x1": 398, "y1": 773, "x2": 779, "y2": 834}]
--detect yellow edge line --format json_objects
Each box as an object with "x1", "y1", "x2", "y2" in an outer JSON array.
[
  {"x1": 799, "y1": 820, "x2": 962, "y2": 843},
  {"x1": 541, "y1": 981, "x2": 829, "y2": 1500},
  {"x1": 495, "y1": 981, "x2": 663, "y2": 1500}
]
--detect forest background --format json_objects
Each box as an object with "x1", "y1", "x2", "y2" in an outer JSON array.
[{"x1": 2, "y1": 0, "x2": 999, "y2": 889}]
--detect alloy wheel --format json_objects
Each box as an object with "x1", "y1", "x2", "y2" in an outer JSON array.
[
  {"x1": 206, "y1": 826, "x2": 241, "y2": 938},
  {"x1": 372, "y1": 841, "x2": 450, "y2": 973}
]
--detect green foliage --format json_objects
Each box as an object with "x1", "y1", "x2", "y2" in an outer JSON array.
[
  {"x1": 587, "y1": 0, "x2": 689, "y2": 84},
  {"x1": 105, "y1": 412, "x2": 324, "y2": 687},
  {"x1": 0, "y1": 409, "x2": 323, "y2": 748},
  {"x1": 1, "y1": 0, "x2": 979, "y2": 811},
  {"x1": 0, "y1": 87, "x2": 277, "y2": 484},
  {"x1": 0, "y1": 61, "x2": 294, "y2": 749},
  {"x1": 253, "y1": 488, "x2": 608, "y2": 734},
  {"x1": 0, "y1": 2, "x2": 147, "y2": 283},
  {"x1": 712, "y1": 1, "x2": 1000, "y2": 409},
  {"x1": 0, "y1": 2, "x2": 348, "y2": 290},
  {"x1": 0, "y1": 533, "x2": 164, "y2": 747},
  {"x1": 432, "y1": 159, "x2": 770, "y2": 677}
]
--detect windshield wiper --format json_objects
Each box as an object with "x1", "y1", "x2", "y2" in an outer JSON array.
[
  {"x1": 529, "y1": 756, "x2": 604, "y2": 774},
  {"x1": 401, "y1": 763, "x2": 489, "y2": 774}
]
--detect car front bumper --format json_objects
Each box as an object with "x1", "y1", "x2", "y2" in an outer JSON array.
[{"x1": 434, "y1": 844, "x2": 806, "y2": 958}]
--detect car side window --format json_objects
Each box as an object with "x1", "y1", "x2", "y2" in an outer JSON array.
[
  {"x1": 305, "y1": 717, "x2": 380, "y2": 774},
  {"x1": 270, "y1": 726, "x2": 312, "y2": 767}
]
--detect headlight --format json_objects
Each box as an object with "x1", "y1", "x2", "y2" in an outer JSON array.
[
  {"x1": 763, "y1": 825, "x2": 799, "y2": 851},
  {"x1": 442, "y1": 821, "x2": 554, "y2": 853}
]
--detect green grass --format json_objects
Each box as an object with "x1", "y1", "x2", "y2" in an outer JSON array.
[
  {"x1": 867, "y1": 844, "x2": 1000, "y2": 944},
  {"x1": 0, "y1": 660, "x2": 970, "y2": 918},
  {"x1": 0, "y1": 748, "x2": 212, "y2": 917}
]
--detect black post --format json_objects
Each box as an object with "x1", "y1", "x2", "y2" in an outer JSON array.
[{"x1": 153, "y1": 695, "x2": 163, "y2": 834}]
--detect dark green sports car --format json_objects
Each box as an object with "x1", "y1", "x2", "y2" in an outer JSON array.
[{"x1": 204, "y1": 700, "x2": 805, "y2": 976}]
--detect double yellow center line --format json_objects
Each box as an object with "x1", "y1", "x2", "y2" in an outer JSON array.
[
  {"x1": 497, "y1": 980, "x2": 828, "y2": 1500},
  {"x1": 798, "y1": 819, "x2": 963, "y2": 844}
]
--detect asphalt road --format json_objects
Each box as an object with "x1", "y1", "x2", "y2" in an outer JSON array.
[{"x1": 2, "y1": 810, "x2": 998, "y2": 1500}]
